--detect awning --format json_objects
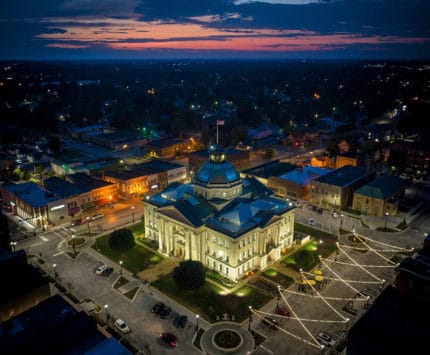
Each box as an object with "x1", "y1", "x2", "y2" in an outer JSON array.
[
  {"x1": 81, "y1": 201, "x2": 97, "y2": 211},
  {"x1": 315, "y1": 276, "x2": 324, "y2": 282},
  {"x1": 313, "y1": 269, "x2": 322, "y2": 275},
  {"x1": 68, "y1": 206, "x2": 81, "y2": 215},
  {"x1": 307, "y1": 280, "x2": 316, "y2": 286}
]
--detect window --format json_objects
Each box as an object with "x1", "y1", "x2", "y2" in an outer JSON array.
[
  {"x1": 226, "y1": 267, "x2": 229, "y2": 275},
  {"x1": 219, "y1": 264, "x2": 222, "y2": 272}
]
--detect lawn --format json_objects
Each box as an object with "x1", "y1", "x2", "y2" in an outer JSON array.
[
  {"x1": 129, "y1": 222, "x2": 145, "y2": 237},
  {"x1": 261, "y1": 269, "x2": 294, "y2": 288},
  {"x1": 152, "y1": 274, "x2": 272, "y2": 322},
  {"x1": 92, "y1": 234, "x2": 163, "y2": 274},
  {"x1": 282, "y1": 236, "x2": 337, "y2": 272}
]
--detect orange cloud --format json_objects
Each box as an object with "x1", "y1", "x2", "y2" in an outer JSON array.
[{"x1": 36, "y1": 16, "x2": 430, "y2": 52}]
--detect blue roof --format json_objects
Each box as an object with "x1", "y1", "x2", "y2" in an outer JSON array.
[
  {"x1": 279, "y1": 166, "x2": 332, "y2": 186},
  {"x1": 315, "y1": 165, "x2": 368, "y2": 187},
  {"x1": 2, "y1": 182, "x2": 60, "y2": 207},
  {"x1": 195, "y1": 160, "x2": 240, "y2": 184}
]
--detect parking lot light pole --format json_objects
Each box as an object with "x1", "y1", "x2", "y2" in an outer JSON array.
[
  {"x1": 104, "y1": 304, "x2": 109, "y2": 327},
  {"x1": 120, "y1": 260, "x2": 123, "y2": 276},
  {"x1": 86, "y1": 216, "x2": 91, "y2": 233},
  {"x1": 195, "y1": 314, "x2": 200, "y2": 332},
  {"x1": 385, "y1": 211, "x2": 389, "y2": 229},
  {"x1": 248, "y1": 306, "x2": 252, "y2": 331},
  {"x1": 53, "y1": 263, "x2": 57, "y2": 282},
  {"x1": 71, "y1": 234, "x2": 76, "y2": 256},
  {"x1": 131, "y1": 206, "x2": 135, "y2": 223},
  {"x1": 276, "y1": 285, "x2": 281, "y2": 311}
]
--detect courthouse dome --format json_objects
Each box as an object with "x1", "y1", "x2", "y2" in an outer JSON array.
[{"x1": 194, "y1": 150, "x2": 240, "y2": 185}]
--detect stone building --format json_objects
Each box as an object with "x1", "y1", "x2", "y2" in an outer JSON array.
[{"x1": 143, "y1": 150, "x2": 296, "y2": 281}]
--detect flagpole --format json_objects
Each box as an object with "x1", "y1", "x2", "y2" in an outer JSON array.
[{"x1": 216, "y1": 121, "x2": 219, "y2": 144}]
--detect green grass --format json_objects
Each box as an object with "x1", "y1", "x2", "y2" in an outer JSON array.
[
  {"x1": 124, "y1": 287, "x2": 139, "y2": 300},
  {"x1": 129, "y1": 222, "x2": 145, "y2": 237},
  {"x1": 261, "y1": 269, "x2": 294, "y2": 288},
  {"x1": 113, "y1": 276, "x2": 129, "y2": 289},
  {"x1": 152, "y1": 274, "x2": 271, "y2": 322},
  {"x1": 92, "y1": 234, "x2": 163, "y2": 274}
]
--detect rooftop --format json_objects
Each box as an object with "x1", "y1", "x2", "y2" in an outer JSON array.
[
  {"x1": 314, "y1": 165, "x2": 368, "y2": 187},
  {"x1": 241, "y1": 160, "x2": 296, "y2": 179},
  {"x1": 1, "y1": 182, "x2": 60, "y2": 207},
  {"x1": 43, "y1": 176, "x2": 84, "y2": 198},
  {"x1": 354, "y1": 174, "x2": 406, "y2": 199},
  {"x1": 278, "y1": 166, "x2": 332, "y2": 186}
]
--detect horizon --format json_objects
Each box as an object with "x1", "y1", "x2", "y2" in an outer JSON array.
[{"x1": 1, "y1": 1, "x2": 429, "y2": 60}]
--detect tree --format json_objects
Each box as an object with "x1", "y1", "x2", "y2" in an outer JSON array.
[
  {"x1": 172, "y1": 260, "x2": 205, "y2": 290},
  {"x1": 108, "y1": 228, "x2": 135, "y2": 251}
]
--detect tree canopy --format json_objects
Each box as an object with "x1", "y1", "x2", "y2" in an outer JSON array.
[
  {"x1": 108, "y1": 228, "x2": 135, "y2": 251},
  {"x1": 172, "y1": 260, "x2": 205, "y2": 290}
]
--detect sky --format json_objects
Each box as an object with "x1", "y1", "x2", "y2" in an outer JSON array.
[{"x1": 0, "y1": 0, "x2": 429, "y2": 60}]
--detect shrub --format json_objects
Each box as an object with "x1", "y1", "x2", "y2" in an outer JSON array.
[{"x1": 173, "y1": 260, "x2": 205, "y2": 290}]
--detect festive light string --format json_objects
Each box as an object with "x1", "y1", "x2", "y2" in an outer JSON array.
[
  {"x1": 277, "y1": 287, "x2": 322, "y2": 348},
  {"x1": 354, "y1": 235, "x2": 398, "y2": 265},
  {"x1": 335, "y1": 247, "x2": 382, "y2": 282},
  {"x1": 250, "y1": 307, "x2": 321, "y2": 349},
  {"x1": 280, "y1": 287, "x2": 370, "y2": 301},
  {"x1": 301, "y1": 271, "x2": 381, "y2": 284},
  {"x1": 301, "y1": 270, "x2": 349, "y2": 321},
  {"x1": 339, "y1": 244, "x2": 405, "y2": 253},
  {"x1": 255, "y1": 308, "x2": 346, "y2": 323},
  {"x1": 320, "y1": 258, "x2": 371, "y2": 298},
  {"x1": 352, "y1": 233, "x2": 407, "y2": 250},
  {"x1": 327, "y1": 259, "x2": 396, "y2": 268}
]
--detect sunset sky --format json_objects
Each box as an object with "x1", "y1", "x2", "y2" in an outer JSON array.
[{"x1": 1, "y1": 0, "x2": 429, "y2": 59}]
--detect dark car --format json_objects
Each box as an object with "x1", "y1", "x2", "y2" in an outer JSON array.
[
  {"x1": 262, "y1": 316, "x2": 278, "y2": 329},
  {"x1": 151, "y1": 302, "x2": 165, "y2": 314},
  {"x1": 101, "y1": 266, "x2": 114, "y2": 277},
  {"x1": 174, "y1": 315, "x2": 188, "y2": 328},
  {"x1": 317, "y1": 208, "x2": 324, "y2": 214},
  {"x1": 160, "y1": 332, "x2": 178, "y2": 347},
  {"x1": 160, "y1": 306, "x2": 172, "y2": 319}
]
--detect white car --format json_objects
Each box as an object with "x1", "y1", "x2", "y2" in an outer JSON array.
[
  {"x1": 95, "y1": 264, "x2": 108, "y2": 275},
  {"x1": 92, "y1": 213, "x2": 104, "y2": 220},
  {"x1": 317, "y1": 332, "x2": 336, "y2": 347},
  {"x1": 308, "y1": 218, "x2": 315, "y2": 226},
  {"x1": 114, "y1": 319, "x2": 130, "y2": 334}
]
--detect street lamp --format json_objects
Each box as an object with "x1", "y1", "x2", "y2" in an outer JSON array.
[
  {"x1": 10, "y1": 241, "x2": 17, "y2": 252},
  {"x1": 248, "y1": 306, "x2": 253, "y2": 331},
  {"x1": 340, "y1": 214, "x2": 344, "y2": 229},
  {"x1": 384, "y1": 212, "x2": 389, "y2": 230},
  {"x1": 53, "y1": 263, "x2": 57, "y2": 282},
  {"x1": 131, "y1": 206, "x2": 135, "y2": 223},
  {"x1": 119, "y1": 260, "x2": 123, "y2": 276},
  {"x1": 86, "y1": 216, "x2": 91, "y2": 233},
  {"x1": 195, "y1": 314, "x2": 200, "y2": 332},
  {"x1": 71, "y1": 234, "x2": 76, "y2": 256},
  {"x1": 104, "y1": 304, "x2": 109, "y2": 327}
]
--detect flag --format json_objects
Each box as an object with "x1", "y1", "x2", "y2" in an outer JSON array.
[{"x1": 217, "y1": 120, "x2": 225, "y2": 125}]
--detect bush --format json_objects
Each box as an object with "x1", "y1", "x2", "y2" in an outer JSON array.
[{"x1": 108, "y1": 228, "x2": 135, "y2": 251}]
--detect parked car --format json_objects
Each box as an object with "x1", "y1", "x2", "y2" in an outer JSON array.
[
  {"x1": 262, "y1": 316, "x2": 278, "y2": 329},
  {"x1": 332, "y1": 212, "x2": 338, "y2": 219},
  {"x1": 160, "y1": 306, "x2": 172, "y2": 319},
  {"x1": 276, "y1": 307, "x2": 291, "y2": 317},
  {"x1": 308, "y1": 218, "x2": 315, "y2": 226},
  {"x1": 114, "y1": 319, "x2": 130, "y2": 334},
  {"x1": 95, "y1": 264, "x2": 108, "y2": 275},
  {"x1": 92, "y1": 213, "x2": 104, "y2": 220},
  {"x1": 160, "y1": 332, "x2": 178, "y2": 347},
  {"x1": 317, "y1": 208, "x2": 324, "y2": 214},
  {"x1": 317, "y1": 332, "x2": 336, "y2": 347},
  {"x1": 174, "y1": 315, "x2": 188, "y2": 328},
  {"x1": 151, "y1": 302, "x2": 165, "y2": 314},
  {"x1": 101, "y1": 266, "x2": 113, "y2": 277}
]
